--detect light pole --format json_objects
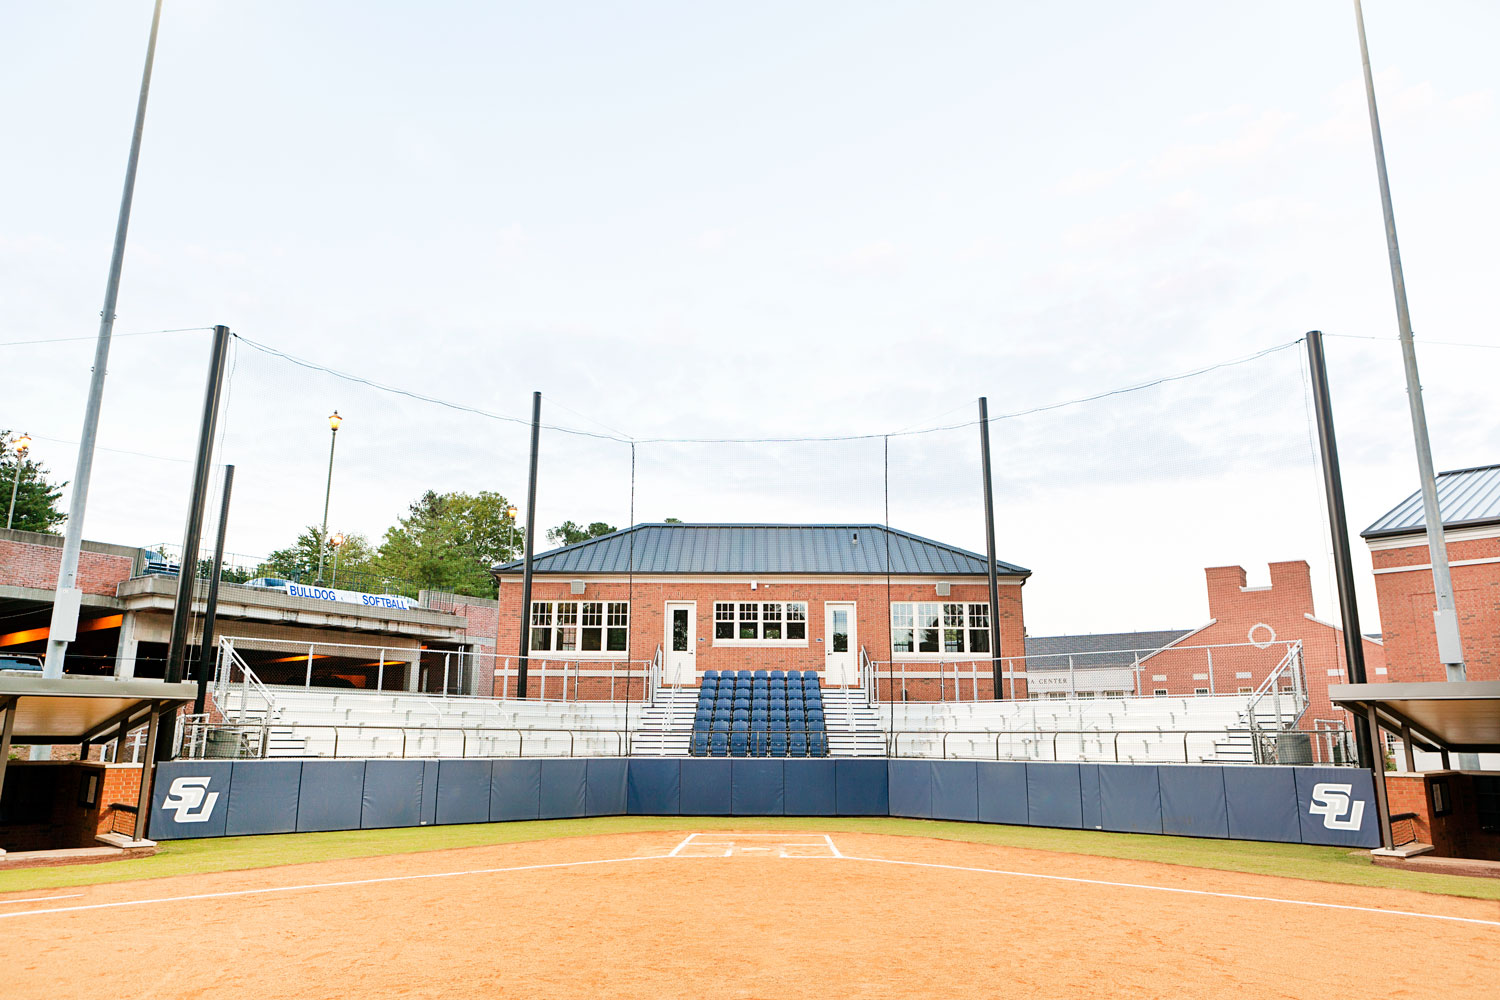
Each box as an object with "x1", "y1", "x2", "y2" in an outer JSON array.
[
  {"x1": 5, "y1": 432, "x2": 31, "y2": 531},
  {"x1": 330, "y1": 532, "x2": 345, "y2": 586},
  {"x1": 506, "y1": 505, "x2": 520, "y2": 560},
  {"x1": 316, "y1": 411, "x2": 341, "y2": 583}
]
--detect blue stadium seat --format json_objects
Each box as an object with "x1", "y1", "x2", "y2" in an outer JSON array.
[
  {"x1": 788, "y1": 716, "x2": 806, "y2": 732},
  {"x1": 751, "y1": 696, "x2": 769, "y2": 710},
  {"x1": 733, "y1": 709, "x2": 750, "y2": 723},
  {"x1": 730, "y1": 732, "x2": 749, "y2": 755},
  {"x1": 769, "y1": 669, "x2": 784, "y2": 680},
  {"x1": 736, "y1": 670, "x2": 754, "y2": 681},
  {"x1": 808, "y1": 731, "x2": 827, "y2": 757},
  {"x1": 753, "y1": 669, "x2": 769, "y2": 680},
  {"x1": 703, "y1": 670, "x2": 720, "y2": 681},
  {"x1": 807, "y1": 712, "x2": 825, "y2": 727},
  {"x1": 712, "y1": 718, "x2": 730, "y2": 733},
  {"x1": 691, "y1": 732, "x2": 710, "y2": 755},
  {"x1": 768, "y1": 712, "x2": 787, "y2": 729},
  {"x1": 711, "y1": 733, "x2": 729, "y2": 756},
  {"x1": 789, "y1": 733, "x2": 808, "y2": 757},
  {"x1": 769, "y1": 732, "x2": 788, "y2": 756},
  {"x1": 749, "y1": 729, "x2": 769, "y2": 756}
]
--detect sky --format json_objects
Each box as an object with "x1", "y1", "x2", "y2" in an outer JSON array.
[{"x1": 3, "y1": 1, "x2": 1498, "y2": 639}]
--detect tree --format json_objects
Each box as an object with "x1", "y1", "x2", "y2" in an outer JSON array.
[
  {"x1": 663, "y1": 517, "x2": 682, "y2": 523},
  {"x1": 1, "y1": 430, "x2": 67, "y2": 533},
  {"x1": 255, "y1": 526, "x2": 375, "y2": 585},
  {"x1": 546, "y1": 520, "x2": 617, "y2": 546},
  {"x1": 372, "y1": 490, "x2": 522, "y2": 598}
]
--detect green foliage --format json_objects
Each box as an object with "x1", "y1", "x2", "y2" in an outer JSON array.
[
  {"x1": 1, "y1": 429, "x2": 67, "y2": 533},
  {"x1": 663, "y1": 517, "x2": 682, "y2": 523},
  {"x1": 370, "y1": 490, "x2": 522, "y2": 598},
  {"x1": 546, "y1": 520, "x2": 617, "y2": 546},
  {"x1": 254, "y1": 526, "x2": 375, "y2": 585}
]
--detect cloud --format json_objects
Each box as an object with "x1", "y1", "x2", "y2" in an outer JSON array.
[
  {"x1": 1147, "y1": 110, "x2": 1296, "y2": 180},
  {"x1": 825, "y1": 240, "x2": 904, "y2": 278},
  {"x1": 1046, "y1": 160, "x2": 1135, "y2": 198}
]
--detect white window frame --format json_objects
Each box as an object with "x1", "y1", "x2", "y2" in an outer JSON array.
[
  {"x1": 711, "y1": 600, "x2": 809, "y2": 646},
  {"x1": 528, "y1": 600, "x2": 630, "y2": 658},
  {"x1": 890, "y1": 601, "x2": 991, "y2": 658}
]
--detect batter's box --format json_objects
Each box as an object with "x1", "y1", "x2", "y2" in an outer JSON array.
[{"x1": 669, "y1": 833, "x2": 841, "y2": 858}]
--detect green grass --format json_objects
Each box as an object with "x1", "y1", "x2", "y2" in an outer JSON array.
[{"x1": 4, "y1": 816, "x2": 1499, "y2": 900}]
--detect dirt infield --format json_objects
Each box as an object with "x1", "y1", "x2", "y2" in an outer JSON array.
[{"x1": 3, "y1": 830, "x2": 1497, "y2": 999}]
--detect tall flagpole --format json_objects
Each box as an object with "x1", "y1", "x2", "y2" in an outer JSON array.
[{"x1": 1351, "y1": 0, "x2": 1465, "y2": 681}]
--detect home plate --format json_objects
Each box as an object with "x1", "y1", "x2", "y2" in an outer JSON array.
[{"x1": 669, "y1": 832, "x2": 841, "y2": 858}]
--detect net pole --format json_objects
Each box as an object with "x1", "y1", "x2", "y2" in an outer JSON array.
[
  {"x1": 517, "y1": 391, "x2": 541, "y2": 698},
  {"x1": 625, "y1": 442, "x2": 635, "y2": 752},
  {"x1": 977, "y1": 398, "x2": 1003, "y2": 699}
]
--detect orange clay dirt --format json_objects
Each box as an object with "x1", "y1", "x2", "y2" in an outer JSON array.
[{"x1": 2, "y1": 830, "x2": 1498, "y2": 999}]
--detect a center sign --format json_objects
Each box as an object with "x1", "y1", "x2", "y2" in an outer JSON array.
[{"x1": 286, "y1": 582, "x2": 417, "y2": 611}]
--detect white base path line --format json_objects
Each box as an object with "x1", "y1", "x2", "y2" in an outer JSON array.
[
  {"x1": 665, "y1": 833, "x2": 698, "y2": 857},
  {"x1": 0, "y1": 853, "x2": 671, "y2": 922},
  {"x1": 823, "y1": 835, "x2": 842, "y2": 858},
  {"x1": 0, "y1": 893, "x2": 84, "y2": 906},
  {"x1": 837, "y1": 853, "x2": 1500, "y2": 928}
]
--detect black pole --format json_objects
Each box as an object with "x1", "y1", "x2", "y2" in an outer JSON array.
[
  {"x1": 517, "y1": 391, "x2": 542, "y2": 699},
  {"x1": 193, "y1": 464, "x2": 234, "y2": 714},
  {"x1": 159, "y1": 325, "x2": 231, "y2": 759},
  {"x1": 1305, "y1": 331, "x2": 1374, "y2": 769},
  {"x1": 978, "y1": 397, "x2": 1004, "y2": 699}
]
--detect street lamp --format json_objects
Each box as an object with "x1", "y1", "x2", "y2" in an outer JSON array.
[
  {"x1": 316, "y1": 411, "x2": 342, "y2": 583},
  {"x1": 506, "y1": 505, "x2": 520, "y2": 560},
  {"x1": 6, "y1": 431, "x2": 32, "y2": 531},
  {"x1": 329, "y1": 532, "x2": 346, "y2": 586}
]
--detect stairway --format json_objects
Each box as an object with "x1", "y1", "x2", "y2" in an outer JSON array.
[
  {"x1": 629, "y1": 687, "x2": 698, "y2": 756},
  {"x1": 820, "y1": 688, "x2": 887, "y2": 757}
]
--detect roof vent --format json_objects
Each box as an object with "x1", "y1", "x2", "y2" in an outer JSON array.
[
  {"x1": 570, "y1": 580, "x2": 586, "y2": 595},
  {"x1": 936, "y1": 581, "x2": 951, "y2": 596},
  {"x1": 851, "y1": 531, "x2": 859, "y2": 545}
]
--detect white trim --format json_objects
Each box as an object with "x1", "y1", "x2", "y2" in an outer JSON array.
[
  {"x1": 1364, "y1": 522, "x2": 1500, "y2": 551},
  {"x1": 1134, "y1": 620, "x2": 1217, "y2": 664},
  {"x1": 710, "y1": 599, "x2": 810, "y2": 646},
  {"x1": 1371, "y1": 556, "x2": 1500, "y2": 575}
]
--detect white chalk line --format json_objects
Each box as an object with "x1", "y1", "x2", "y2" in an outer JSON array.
[
  {"x1": 2, "y1": 835, "x2": 1494, "y2": 929},
  {"x1": 0, "y1": 893, "x2": 84, "y2": 906},
  {"x1": 835, "y1": 852, "x2": 1500, "y2": 928},
  {"x1": 0, "y1": 852, "x2": 673, "y2": 921}
]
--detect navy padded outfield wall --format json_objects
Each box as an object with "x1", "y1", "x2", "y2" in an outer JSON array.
[{"x1": 149, "y1": 758, "x2": 1379, "y2": 849}]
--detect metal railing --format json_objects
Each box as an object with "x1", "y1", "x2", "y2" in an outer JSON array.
[
  {"x1": 1245, "y1": 641, "x2": 1308, "y2": 748},
  {"x1": 217, "y1": 636, "x2": 657, "y2": 704},
  {"x1": 178, "y1": 722, "x2": 634, "y2": 760},
  {"x1": 859, "y1": 639, "x2": 1311, "y2": 705},
  {"x1": 884, "y1": 726, "x2": 1357, "y2": 765}
]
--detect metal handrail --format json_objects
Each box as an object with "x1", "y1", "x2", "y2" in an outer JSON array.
[
  {"x1": 882, "y1": 726, "x2": 1357, "y2": 765},
  {"x1": 1245, "y1": 641, "x2": 1306, "y2": 736},
  {"x1": 181, "y1": 722, "x2": 633, "y2": 760}
]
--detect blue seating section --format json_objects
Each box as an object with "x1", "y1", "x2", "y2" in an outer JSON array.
[{"x1": 690, "y1": 669, "x2": 828, "y2": 757}]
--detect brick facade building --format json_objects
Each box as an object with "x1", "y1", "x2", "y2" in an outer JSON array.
[
  {"x1": 1137, "y1": 561, "x2": 1384, "y2": 728},
  {"x1": 1362, "y1": 464, "x2": 1500, "y2": 684},
  {"x1": 492, "y1": 524, "x2": 1029, "y2": 700}
]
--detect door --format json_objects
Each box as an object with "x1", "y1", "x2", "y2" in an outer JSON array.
[
  {"x1": 664, "y1": 602, "x2": 696, "y2": 684},
  {"x1": 824, "y1": 602, "x2": 857, "y2": 685}
]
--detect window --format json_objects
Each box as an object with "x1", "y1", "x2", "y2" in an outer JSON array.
[
  {"x1": 529, "y1": 601, "x2": 628, "y2": 653},
  {"x1": 713, "y1": 601, "x2": 806, "y2": 642},
  {"x1": 1431, "y1": 779, "x2": 1452, "y2": 818},
  {"x1": 1476, "y1": 777, "x2": 1500, "y2": 833},
  {"x1": 1153, "y1": 688, "x2": 1168, "y2": 697},
  {"x1": 891, "y1": 602, "x2": 990, "y2": 655},
  {"x1": 1194, "y1": 687, "x2": 1209, "y2": 696}
]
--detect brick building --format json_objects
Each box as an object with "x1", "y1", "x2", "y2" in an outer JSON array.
[
  {"x1": 492, "y1": 524, "x2": 1030, "y2": 700},
  {"x1": 0, "y1": 526, "x2": 502, "y2": 699},
  {"x1": 1362, "y1": 464, "x2": 1500, "y2": 684},
  {"x1": 1134, "y1": 561, "x2": 1384, "y2": 729}
]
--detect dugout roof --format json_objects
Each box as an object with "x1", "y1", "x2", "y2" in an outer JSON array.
[
  {"x1": 1329, "y1": 680, "x2": 1500, "y2": 753},
  {"x1": 0, "y1": 674, "x2": 197, "y2": 744}
]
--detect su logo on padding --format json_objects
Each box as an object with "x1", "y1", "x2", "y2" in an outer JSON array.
[
  {"x1": 162, "y1": 776, "x2": 220, "y2": 823},
  {"x1": 1308, "y1": 782, "x2": 1365, "y2": 831}
]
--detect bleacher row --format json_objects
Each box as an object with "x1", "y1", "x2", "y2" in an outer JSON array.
[{"x1": 691, "y1": 669, "x2": 829, "y2": 757}]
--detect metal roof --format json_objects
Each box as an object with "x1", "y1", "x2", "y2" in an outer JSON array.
[
  {"x1": 0, "y1": 675, "x2": 197, "y2": 742},
  {"x1": 1023, "y1": 629, "x2": 1195, "y2": 670},
  {"x1": 1330, "y1": 681, "x2": 1500, "y2": 752},
  {"x1": 1361, "y1": 464, "x2": 1500, "y2": 538},
  {"x1": 493, "y1": 524, "x2": 1030, "y2": 577}
]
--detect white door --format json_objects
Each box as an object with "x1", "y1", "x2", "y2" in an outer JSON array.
[
  {"x1": 824, "y1": 602, "x2": 857, "y2": 685},
  {"x1": 664, "y1": 602, "x2": 696, "y2": 684}
]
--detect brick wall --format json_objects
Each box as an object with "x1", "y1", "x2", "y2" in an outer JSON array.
[
  {"x1": 1384, "y1": 771, "x2": 1500, "y2": 861},
  {"x1": 0, "y1": 530, "x2": 139, "y2": 597},
  {"x1": 1138, "y1": 561, "x2": 1381, "y2": 729},
  {"x1": 0, "y1": 762, "x2": 140, "y2": 851},
  {"x1": 1368, "y1": 531, "x2": 1500, "y2": 682},
  {"x1": 493, "y1": 576, "x2": 1026, "y2": 699}
]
